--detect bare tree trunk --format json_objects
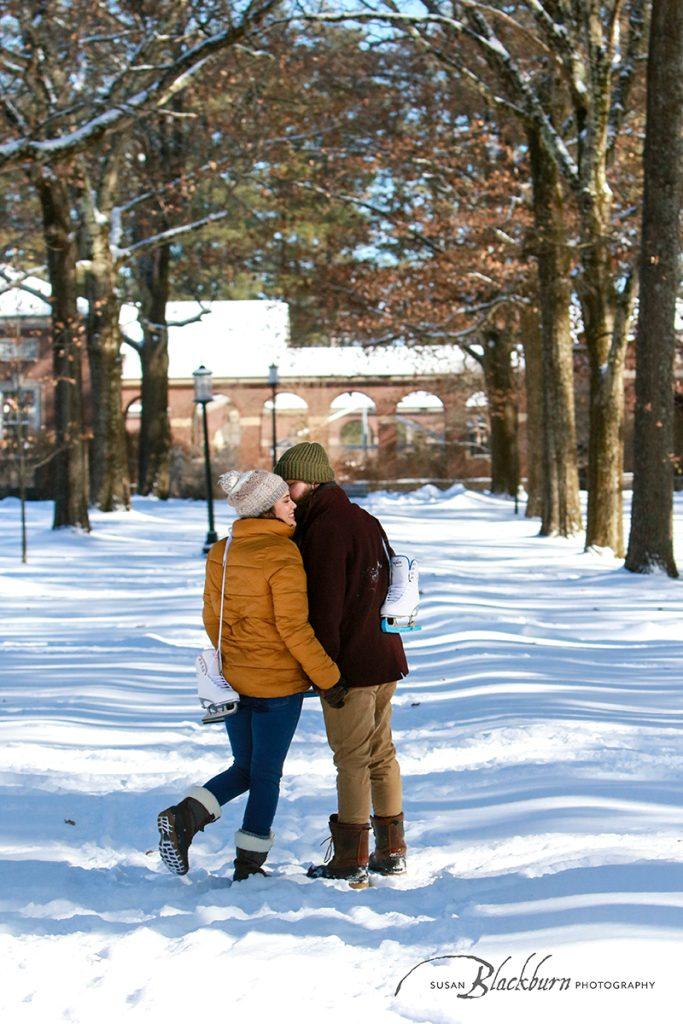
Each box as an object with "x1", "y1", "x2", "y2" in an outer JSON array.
[
  {"x1": 521, "y1": 308, "x2": 543, "y2": 518},
  {"x1": 528, "y1": 128, "x2": 582, "y2": 537},
  {"x1": 82, "y1": 219, "x2": 131, "y2": 512},
  {"x1": 540, "y1": 335, "x2": 560, "y2": 530},
  {"x1": 584, "y1": 334, "x2": 626, "y2": 556},
  {"x1": 137, "y1": 243, "x2": 172, "y2": 498},
  {"x1": 578, "y1": 215, "x2": 630, "y2": 556},
  {"x1": 482, "y1": 327, "x2": 518, "y2": 496},
  {"x1": 36, "y1": 175, "x2": 90, "y2": 531},
  {"x1": 626, "y1": 0, "x2": 681, "y2": 577}
]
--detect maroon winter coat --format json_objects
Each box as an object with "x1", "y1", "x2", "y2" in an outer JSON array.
[{"x1": 293, "y1": 483, "x2": 409, "y2": 687}]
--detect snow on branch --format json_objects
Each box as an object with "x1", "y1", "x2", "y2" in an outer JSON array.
[
  {"x1": 0, "y1": 266, "x2": 48, "y2": 298},
  {"x1": 115, "y1": 210, "x2": 231, "y2": 264},
  {"x1": 301, "y1": 5, "x2": 581, "y2": 190},
  {"x1": 406, "y1": 28, "x2": 527, "y2": 118},
  {"x1": 462, "y1": 7, "x2": 580, "y2": 189},
  {"x1": 0, "y1": 1, "x2": 279, "y2": 169},
  {"x1": 607, "y1": 0, "x2": 647, "y2": 161},
  {"x1": 524, "y1": 0, "x2": 589, "y2": 107}
]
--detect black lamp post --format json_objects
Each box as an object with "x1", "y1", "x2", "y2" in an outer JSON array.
[
  {"x1": 193, "y1": 365, "x2": 218, "y2": 553},
  {"x1": 2, "y1": 378, "x2": 27, "y2": 564},
  {"x1": 268, "y1": 362, "x2": 279, "y2": 469}
]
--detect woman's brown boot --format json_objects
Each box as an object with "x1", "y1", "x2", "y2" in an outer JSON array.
[
  {"x1": 233, "y1": 829, "x2": 274, "y2": 882},
  {"x1": 368, "y1": 812, "x2": 407, "y2": 875},
  {"x1": 307, "y1": 814, "x2": 370, "y2": 889},
  {"x1": 157, "y1": 786, "x2": 220, "y2": 876}
]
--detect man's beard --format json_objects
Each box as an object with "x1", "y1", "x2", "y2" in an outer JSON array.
[{"x1": 292, "y1": 484, "x2": 317, "y2": 513}]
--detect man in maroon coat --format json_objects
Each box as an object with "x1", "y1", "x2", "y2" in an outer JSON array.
[{"x1": 274, "y1": 442, "x2": 408, "y2": 887}]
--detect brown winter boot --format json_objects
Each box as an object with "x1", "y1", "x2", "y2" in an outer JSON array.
[
  {"x1": 157, "y1": 786, "x2": 221, "y2": 876},
  {"x1": 307, "y1": 814, "x2": 370, "y2": 889},
  {"x1": 369, "y1": 812, "x2": 407, "y2": 875},
  {"x1": 233, "y1": 829, "x2": 274, "y2": 882}
]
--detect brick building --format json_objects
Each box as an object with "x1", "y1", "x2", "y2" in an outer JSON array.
[
  {"x1": 2, "y1": 272, "x2": 681, "y2": 493},
  {"x1": 0, "y1": 279, "x2": 491, "y2": 490},
  {"x1": 119, "y1": 299, "x2": 490, "y2": 483}
]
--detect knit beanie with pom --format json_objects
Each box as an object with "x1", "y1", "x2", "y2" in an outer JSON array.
[{"x1": 218, "y1": 469, "x2": 289, "y2": 518}]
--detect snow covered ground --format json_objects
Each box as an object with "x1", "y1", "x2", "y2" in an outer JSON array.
[{"x1": 1, "y1": 488, "x2": 681, "y2": 1024}]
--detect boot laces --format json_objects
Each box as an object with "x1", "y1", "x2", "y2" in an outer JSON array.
[{"x1": 319, "y1": 834, "x2": 334, "y2": 864}]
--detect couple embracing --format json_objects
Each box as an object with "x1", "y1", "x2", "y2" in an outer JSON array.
[{"x1": 158, "y1": 442, "x2": 409, "y2": 889}]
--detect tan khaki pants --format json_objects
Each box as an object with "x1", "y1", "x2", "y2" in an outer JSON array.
[{"x1": 321, "y1": 681, "x2": 402, "y2": 824}]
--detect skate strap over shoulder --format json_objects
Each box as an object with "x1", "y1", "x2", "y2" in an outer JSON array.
[
  {"x1": 377, "y1": 520, "x2": 394, "y2": 559},
  {"x1": 217, "y1": 533, "x2": 232, "y2": 675}
]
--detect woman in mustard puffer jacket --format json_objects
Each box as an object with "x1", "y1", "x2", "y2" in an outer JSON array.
[{"x1": 157, "y1": 469, "x2": 346, "y2": 883}]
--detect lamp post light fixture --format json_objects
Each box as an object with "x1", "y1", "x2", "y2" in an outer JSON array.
[
  {"x1": 193, "y1": 365, "x2": 218, "y2": 553},
  {"x1": 268, "y1": 362, "x2": 279, "y2": 469}
]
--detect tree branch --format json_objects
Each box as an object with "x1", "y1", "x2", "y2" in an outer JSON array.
[
  {"x1": 115, "y1": 209, "x2": 231, "y2": 263},
  {"x1": 607, "y1": 0, "x2": 647, "y2": 161},
  {"x1": 608, "y1": 258, "x2": 639, "y2": 373},
  {"x1": 0, "y1": 0, "x2": 280, "y2": 169}
]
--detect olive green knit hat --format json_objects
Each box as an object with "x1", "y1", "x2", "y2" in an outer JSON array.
[{"x1": 273, "y1": 441, "x2": 335, "y2": 483}]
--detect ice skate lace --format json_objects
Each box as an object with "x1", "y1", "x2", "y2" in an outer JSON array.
[{"x1": 384, "y1": 581, "x2": 408, "y2": 603}]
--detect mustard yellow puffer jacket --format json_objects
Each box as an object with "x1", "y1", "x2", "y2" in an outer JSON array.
[{"x1": 202, "y1": 517, "x2": 340, "y2": 697}]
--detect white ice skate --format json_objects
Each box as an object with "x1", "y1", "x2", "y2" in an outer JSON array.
[
  {"x1": 196, "y1": 654, "x2": 240, "y2": 724},
  {"x1": 194, "y1": 531, "x2": 240, "y2": 724},
  {"x1": 380, "y1": 554, "x2": 421, "y2": 634}
]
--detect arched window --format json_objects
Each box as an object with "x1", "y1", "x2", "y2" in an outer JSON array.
[
  {"x1": 210, "y1": 395, "x2": 241, "y2": 452},
  {"x1": 329, "y1": 392, "x2": 377, "y2": 450},
  {"x1": 264, "y1": 392, "x2": 309, "y2": 412},
  {"x1": 465, "y1": 392, "x2": 489, "y2": 455},
  {"x1": 395, "y1": 391, "x2": 445, "y2": 450},
  {"x1": 261, "y1": 393, "x2": 309, "y2": 456}
]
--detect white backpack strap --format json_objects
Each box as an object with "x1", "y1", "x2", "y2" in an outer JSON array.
[{"x1": 216, "y1": 532, "x2": 232, "y2": 674}]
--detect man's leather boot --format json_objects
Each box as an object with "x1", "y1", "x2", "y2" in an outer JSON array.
[
  {"x1": 307, "y1": 814, "x2": 370, "y2": 889},
  {"x1": 368, "y1": 812, "x2": 407, "y2": 875}
]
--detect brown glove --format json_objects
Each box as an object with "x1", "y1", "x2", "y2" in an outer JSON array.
[{"x1": 315, "y1": 677, "x2": 348, "y2": 709}]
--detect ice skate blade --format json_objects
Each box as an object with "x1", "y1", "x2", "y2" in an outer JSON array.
[
  {"x1": 381, "y1": 618, "x2": 422, "y2": 634},
  {"x1": 201, "y1": 703, "x2": 238, "y2": 725}
]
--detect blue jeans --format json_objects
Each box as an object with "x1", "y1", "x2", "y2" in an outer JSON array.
[{"x1": 203, "y1": 693, "x2": 304, "y2": 838}]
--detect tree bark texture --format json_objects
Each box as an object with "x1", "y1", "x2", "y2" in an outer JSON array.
[
  {"x1": 482, "y1": 328, "x2": 518, "y2": 497},
  {"x1": 520, "y1": 308, "x2": 543, "y2": 518},
  {"x1": 83, "y1": 215, "x2": 131, "y2": 512},
  {"x1": 528, "y1": 129, "x2": 582, "y2": 537},
  {"x1": 577, "y1": 209, "x2": 630, "y2": 556},
  {"x1": 136, "y1": 244, "x2": 172, "y2": 498},
  {"x1": 625, "y1": 0, "x2": 682, "y2": 577},
  {"x1": 37, "y1": 174, "x2": 91, "y2": 531}
]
